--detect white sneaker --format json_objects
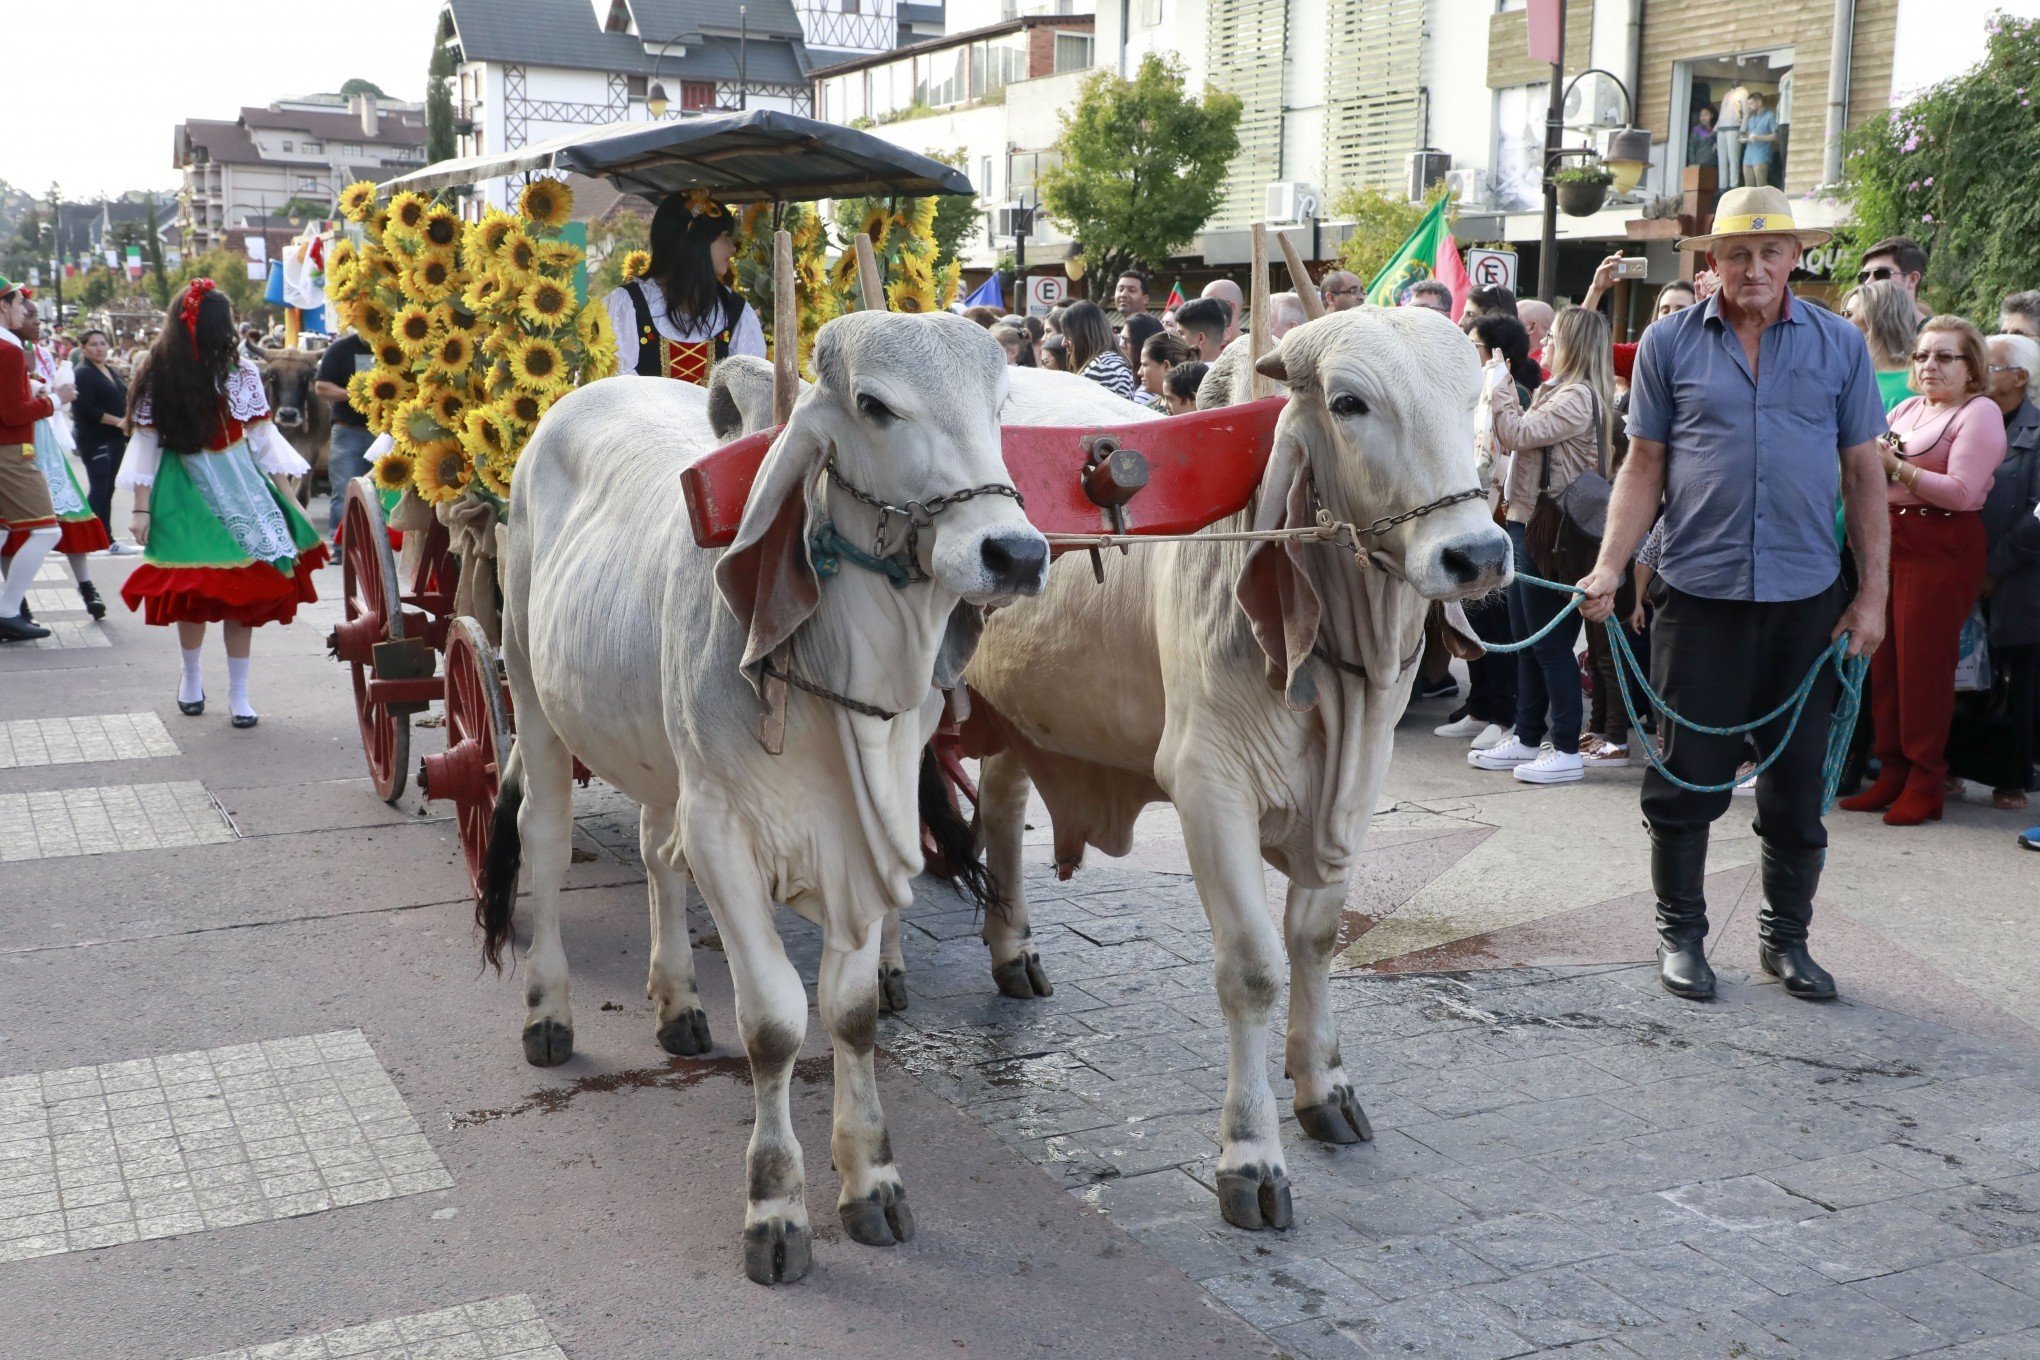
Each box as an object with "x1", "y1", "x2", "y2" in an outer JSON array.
[
  {"x1": 1513, "y1": 747, "x2": 1585, "y2": 784},
  {"x1": 1434, "y1": 714, "x2": 1486, "y2": 738},
  {"x1": 106, "y1": 542, "x2": 142, "y2": 556},
  {"x1": 1470, "y1": 736, "x2": 1541, "y2": 769},
  {"x1": 1470, "y1": 723, "x2": 1512, "y2": 752},
  {"x1": 1581, "y1": 738, "x2": 1631, "y2": 767}
]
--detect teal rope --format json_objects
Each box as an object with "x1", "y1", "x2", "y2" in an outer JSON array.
[
  {"x1": 1477, "y1": 572, "x2": 1869, "y2": 807},
  {"x1": 811, "y1": 521, "x2": 913, "y2": 588}
]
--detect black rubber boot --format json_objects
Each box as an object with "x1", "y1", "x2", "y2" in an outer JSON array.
[
  {"x1": 78, "y1": 581, "x2": 106, "y2": 621},
  {"x1": 1757, "y1": 842, "x2": 1837, "y2": 1001},
  {"x1": 1650, "y1": 825, "x2": 1715, "y2": 1000}
]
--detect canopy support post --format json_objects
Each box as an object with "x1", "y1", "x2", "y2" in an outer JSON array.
[
  {"x1": 1249, "y1": 223, "x2": 1274, "y2": 400},
  {"x1": 773, "y1": 228, "x2": 798, "y2": 424},
  {"x1": 855, "y1": 233, "x2": 885, "y2": 311}
]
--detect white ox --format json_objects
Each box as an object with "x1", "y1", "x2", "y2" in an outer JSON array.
[
  {"x1": 479, "y1": 311, "x2": 1049, "y2": 1284},
  {"x1": 963, "y1": 307, "x2": 1511, "y2": 1230}
]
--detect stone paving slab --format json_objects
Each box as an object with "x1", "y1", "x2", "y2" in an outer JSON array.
[
  {"x1": 818, "y1": 867, "x2": 2040, "y2": 1360},
  {"x1": 0, "y1": 713, "x2": 177, "y2": 769},
  {"x1": 0, "y1": 1029, "x2": 452, "y2": 1264},
  {"x1": 25, "y1": 588, "x2": 88, "y2": 616},
  {"x1": 23, "y1": 620, "x2": 111, "y2": 650},
  {"x1": 0, "y1": 780, "x2": 232, "y2": 860},
  {"x1": 190, "y1": 1295, "x2": 564, "y2": 1360}
]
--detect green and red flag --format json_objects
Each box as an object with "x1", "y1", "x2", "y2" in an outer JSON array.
[
  {"x1": 1164, "y1": 278, "x2": 1186, "y2": 308},
  {"x1": 1364, "y1": 196, "x2": 1472, "y2": 319}
]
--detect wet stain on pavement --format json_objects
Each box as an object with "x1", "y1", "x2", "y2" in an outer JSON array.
[{"x1": 449, "y1": 1052, "x2": 833, "y2": 1127}]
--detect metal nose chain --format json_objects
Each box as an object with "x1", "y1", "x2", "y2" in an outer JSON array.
[{"x1": 822, "y1": 455, "x2": 1025, "y2": 584}]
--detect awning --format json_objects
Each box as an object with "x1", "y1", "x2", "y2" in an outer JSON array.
[{"x1": 377, "y1": 109, "x2": 974, "y2": 203}]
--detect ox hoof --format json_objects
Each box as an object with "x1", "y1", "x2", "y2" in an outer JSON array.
[
  {"x1": 878, "y1": 965, "x2": 910, "y2": 1015},
  {"x1": 991, "y1": 953, "x2": 1053, "y2": 1000},
  {"x1": 1216, "y1": 1164, "x2": 1294, "y2": 1232},
  {"x1": 1295, "y1": 1087, "x2": 1374, "y2": 1146},
  {"x1": 742, "y1": 1217, "x2": 813, "y2": 1286},
  {"x1": 521, "y1": 1019, "x2": 573, "y2": 1067},
  {"x1": 657, "y1": 1009, "x2": 713, "y2": 1057},
  {"x1": 839, "y1": 1181, "x2": 916, "y2": 1247}
]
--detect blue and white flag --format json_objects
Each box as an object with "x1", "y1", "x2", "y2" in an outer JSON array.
[{"x1": 962, "y1": 273, "x2": 1004, "y2": 311}]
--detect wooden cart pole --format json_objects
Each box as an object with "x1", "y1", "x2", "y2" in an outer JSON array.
[
  {"x1": 855, "y1": 233, "x2": 886, "y2": 312},
  {"x1": 1277, "y1": 230, "x2": 1325, "y2": 320},
  {"x1": 772, "y1": 229, "x2": 798, "y2": 425},
  {"x1": 1248, "y1": 223, "x2": 1275, "y2": 400}
]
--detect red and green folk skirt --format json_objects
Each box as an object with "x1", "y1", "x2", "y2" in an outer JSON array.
[
  {"x1": 121, "y1": 443, "x2": 329, "y2": 628},
  {"x1": 2, "y1": 421, "x2": 110, "y2": 555}
]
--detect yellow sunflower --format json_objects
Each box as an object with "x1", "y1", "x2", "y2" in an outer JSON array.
[
  {"x1": 349, "y1": 297, "x2": 392, "y2": 340},
  {"x1": 465, "y1": 210, "x2": 518, "y2": 261},
  {"x1": 370, "y1": 449, "x2": 415, "y2": 493},
  {"x1": 390, "y1": 397, "x2": 446, "y2": 452},
  {"x1": 405, "y1": 252, "x2": 460, "y2": 304},
  {"x1": 516, "y1": 277, "x2": 576, "y2": 330},
  {"x1": 518, "y1": 177, "x2": 574, "y2": 230},
  {"x1": 460, "y1": 405, "x2": 515, "y2": 463},
  {"x1": 368, "y1": 207, "x2": 392, "y2": 242},
  {"x1": 420, "y1": 204, "x2": 463, "y2": 251},
  {"x1": 385, "y1": 191, "x2": 430, "y2": 239},
  {"x1": 462, "y1": 269, "x2": 512, "y2": 318},
  {"x1": 390, "y1": 303, "x2": 439, "y2": 355},
  {"x1": 437, "y1": 303, "x2": 481, "y2": 334},
  {"x1": 855, "y1": 204, "x2": 892, "y2": 255},
  {"x1": 372, "y1": 337, "x2": 410, "y2": 370},
  {"x1": 412, "y1": 438, "x2": 473, "y2": 505},
  {"x1": 471, "y1": 448, "x2": 513, "y2": 499},
  {"x1": 338, "y1": 181, "x2": 380, "y2": 223},
  {"x1": 620, "y1": 249, "x2": 651, "y2": 281},
  {"x1": 425, "y1": 328, "x2": 475, "y2": 377},
  {"x1": 886, "y1": 269, "x2": 937, "y2": 315},
  {"x1": 578, "y1": 300, "x2": 618, "y2": 376},
  {"x1": 503, "y1": 388, "x2": 555, "y2": 428},
  {"x1": 507, "y1": 335, "x2": 570, "y2": 391},
  {"x1": 481, "y1": 322, "x2": 522, "y2": 360},
  {"x1": 427, "y1": 383, "x2": 468, "y2": 430},
  {"x1": 351, "y1": 367, "x2": 415, "y2": 427},
  {"x1": 534, "y1": 240, "x2": 581, "y2": 277},
  {"x1": 496, "y1": 228, "x2": 540, "y2": 283}
]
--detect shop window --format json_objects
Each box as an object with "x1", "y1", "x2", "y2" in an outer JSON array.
[
  {"x1": 1673, "y1": 48, "x2": 1795, "y2": 198},
  {"x1": 1052, "y1": 32, "x2": 1093, "y2": 73},
  {"x1": 682, "y1": 80, "x2": 718, "y2": 111},
  {"x1": 1491, "y1": 81, "x2": 1548, "y2": 214}
]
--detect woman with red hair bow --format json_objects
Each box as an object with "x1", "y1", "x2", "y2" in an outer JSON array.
[{"x1": 118, "y1": 280, "x2": 326, "y2": 729}]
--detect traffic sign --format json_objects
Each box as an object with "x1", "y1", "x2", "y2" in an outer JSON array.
[
  {"x1": 1027, "y1": 274, "x2": 1067, "y2": 317},
  {"x1": 1468, "y1": 247, "x2": 1518, "y2": 293}
]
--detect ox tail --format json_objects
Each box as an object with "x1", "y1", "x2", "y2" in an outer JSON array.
[
  {"x1": 920, "y1": 744, "x2": 995, "y2": 911},
  {"x1": 477, "y1": 743, "x2": 526, "y2": 972}
]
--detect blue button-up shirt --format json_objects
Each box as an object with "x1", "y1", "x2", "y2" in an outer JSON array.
[{"x1": 1626, "y1": 291, "x2": 1887, "y2": 602}]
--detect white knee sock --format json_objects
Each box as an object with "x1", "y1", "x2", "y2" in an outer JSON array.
[
  {"x1": 0, "y1": 527, "x2": 58, "y2": 614},
  {"x1": 66, "y1": 553, "x2": 91, "y2": 586},
  {"x1": 179, "y1": 648, "x2": 205, "y2": 704},
  {"x1": 227, "y1": 655, "x2": 254, "y2": 719}
]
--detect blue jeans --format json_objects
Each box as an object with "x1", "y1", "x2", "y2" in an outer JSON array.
[
  {"x1": 1506, "y1": 520, "x2": 1584, "y2": 754},
  {"x1": 326, "y1": 424, "x2": 376, "y2": 533}
]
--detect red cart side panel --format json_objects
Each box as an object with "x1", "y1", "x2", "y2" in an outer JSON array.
[{"x1": 680, "y1": 397, "x2": 1287, "y2": 550}]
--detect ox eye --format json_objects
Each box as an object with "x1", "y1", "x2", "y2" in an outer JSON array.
[
  {"x1": 857, "y1": 393, "x2": 896, "y2": 423},
  {"x1": 1329, "y1": 393, "x2": 1370, "y2": 419}
]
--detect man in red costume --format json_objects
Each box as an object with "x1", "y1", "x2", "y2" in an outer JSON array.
[{"x1": 0, "y1": 275, "x2": 66, "y2": 643}]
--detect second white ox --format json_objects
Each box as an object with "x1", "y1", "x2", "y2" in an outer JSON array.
[
  {"x1": 479, "y1": 311, "x2": 1048, "y2": 1284},
  {"x1": 964, "y1": 307, "x2": 1512, "y2": 1230}
]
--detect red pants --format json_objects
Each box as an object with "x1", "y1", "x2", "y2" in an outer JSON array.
[{"x1": 1867, "y1": 509, "x2": 1986, "y2": 791}]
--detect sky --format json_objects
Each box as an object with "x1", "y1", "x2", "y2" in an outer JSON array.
[{"x1": 5, "y1": 0, "x2": 444, "y2": 200}]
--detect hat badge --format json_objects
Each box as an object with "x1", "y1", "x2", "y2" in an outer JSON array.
[{"x1": 1748, "y1": 215, "x2": 1767, "y2": 229}]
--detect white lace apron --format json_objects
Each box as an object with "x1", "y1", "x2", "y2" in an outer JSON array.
[
  {"x1": 180, "y1": 440, "x2": 299, "y2": 565},
  {"x1": 32, "y1": 421, "x2": 87, "y2": 518}
]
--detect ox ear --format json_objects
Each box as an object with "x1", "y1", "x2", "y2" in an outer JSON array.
[
  {"x1": 713, "y1": 403, "x2": 828, "y2": 696},
  {"x1": 932, "y1": 602, "x2": 985, "y2": 691},
  {"x1": 1233, "y1": 431, "x2": 1322, "y2": 712},
  {"x1": 1438, "y1": 600, "x2": 1486, "y2": 661},
  {"x1": 1255, "y1": 350, "x2": 1290, "y2": 383}
]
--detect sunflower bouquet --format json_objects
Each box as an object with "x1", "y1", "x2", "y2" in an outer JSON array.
[
  {"x1": 330, "y1": 176, "x2": 618, "y2": 507},
  {"x1": 825, "y1": 196, "x2": 962, "y2": 316},
  {"x1": 731, "y1": 202, "x2": 842, "y2": 378}
]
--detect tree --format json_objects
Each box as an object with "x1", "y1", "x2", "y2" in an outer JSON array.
[
  {"x1": 1835, "y1": 13, "x2": 2040, "y2": 320},
  {"x1": 2, "y1": 204, "x2": 43, "y2": 281},
  {"x1": 1035, "y1": 55, "x2": 1242, "y2": 282},
  {"x1": 339, "y1": 78, "x2": 390, "y2": 99},
  {"x1": 426, "y1": 33, "x2": 457, "y2": 165},
  {"x1": 1330, "y1": 182, "x2": 1454, "y2": 285},
  {"x1": 143, "y1": 197, "x2": 169, "y2": 307}
]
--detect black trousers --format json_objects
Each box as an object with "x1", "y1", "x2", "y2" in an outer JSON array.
[
  {"x1": 1642, "y1": 576, "x2": 1847, "y2": 850},
  {"x1": 1461, "y1": 589, "x2": 1517, "y2": 724},
  {"x1": 79, "y1": 443, "x2": 123, "y2": 533}
]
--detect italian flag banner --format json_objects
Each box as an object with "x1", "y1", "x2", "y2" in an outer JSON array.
[{"x1": 1364, "y1": 196, "x2": 1472, "y2": 320}]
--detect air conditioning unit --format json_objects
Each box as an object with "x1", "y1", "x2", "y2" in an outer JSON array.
[
  {"x1": 1444, "y1": 167, "x2": 1489, "y2": 209},
  {"x1": 1264, "y1": 181, "x2": 1321, "y2": 223},
  {"x1": 1406, "y1": 149, "x2": 1452, "y2": 203}
]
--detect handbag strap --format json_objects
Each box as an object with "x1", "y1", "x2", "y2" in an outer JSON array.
[{"x1": 1587, "y1": 387, "x2": 1607, "y2": 478}]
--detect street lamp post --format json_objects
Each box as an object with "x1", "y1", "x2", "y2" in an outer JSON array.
[{"x1": 1537, "y1": 52, "x2": 1651, "y2": 302}]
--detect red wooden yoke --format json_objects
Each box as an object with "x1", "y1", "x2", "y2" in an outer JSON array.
[{"x1": 681, "y1": 396, "x2": 1287, "y2": 551}]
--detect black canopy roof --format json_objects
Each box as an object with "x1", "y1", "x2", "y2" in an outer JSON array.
[{"x1": 378, "y1": 109, "x2": 974, "y2": 204}]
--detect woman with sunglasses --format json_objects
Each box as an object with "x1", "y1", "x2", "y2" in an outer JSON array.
[{"x1": 1840, "y1": 316, "x2": 2008, "y2": 825}]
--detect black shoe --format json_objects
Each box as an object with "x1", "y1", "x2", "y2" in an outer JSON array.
[
  {"x1": 77, "y1": 581, "x2": 106, "y2": 621},
  {"x1": 16, "y1": 600, "x2": 30, "y2": 623},
  {"x1": 178, "y1": 695, "x2": 205, "y2": 716},
  {"x1": 1651, "y1": 825, "x2": 1715, "y2": 1000},
  {"x1": 231, "y1": 713, "x2": 259, "y2": 729},
  {"x1": 0, "y1": 614, "x2": 51, "y2": 643},
  {"x1": 1417, "y1": 678, "x2": 1459, "y2": 702},
  {"x1": 1757, "y1": 842, "x2": 1837, "y2": 1000}
]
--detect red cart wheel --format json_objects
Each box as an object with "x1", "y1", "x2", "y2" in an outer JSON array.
[
  {"x1": 330, "y1": 478, "x2": 410, "y2": 803},
  {"x1": 419, "y1": 616, "x2": 513, "y2": 903}
]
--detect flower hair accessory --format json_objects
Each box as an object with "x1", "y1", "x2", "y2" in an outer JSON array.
[
  {"x1": 181, "y1": 279, "x2": 218, "y2": 357},
  {"x1": 681, "y1": 188, "x2": 727, "y2": 219}
]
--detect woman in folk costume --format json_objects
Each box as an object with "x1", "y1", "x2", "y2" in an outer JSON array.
[
  {"x1": 4, "y1": 299, "x2": 112, "y2": 620},
  {"x1": 603, "y1": 190, "x2": 765, "y2": 384},
  {"x1": 119, "y1": 280, "x2": 326, "y2": 729}
]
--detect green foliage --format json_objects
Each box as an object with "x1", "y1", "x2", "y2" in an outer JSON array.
[
  {"x1": 1036, "y1": 54, "x2": 1242, "y2": 282},
  {"x1": 587, "y1": 211, "x2": 650, "y2": 295},
  {"x1": 339, "y1": 78, "x2": 390, "y2": 99},
  {"x1": 1835, "y1": 14, "x2": 2040, "y2": 320},
  {"x1": 1330, "y1": 182, "x2": 1453, "y2": 284},
  {"x1": 277, "y1": 197, "x2": 330, "y2": 221},
  {"x1": 1552, "y1": 161, "x2": 1612, "y2": 186},
  {"x1": 832, "y1": 152, "x2": 974, "y2": 272},
  {"x1": 426, "y1": 38, "x2": 457, "y2": 165},
  {"x1": 143, "y1": 198, "x2": 168, "y2": 307},
  {"x1": 171, "y1": 249, "x2": 269, "y2": 319},
  {"x1": 2, "y1": 204, "x2": 44, "y2": 280}
]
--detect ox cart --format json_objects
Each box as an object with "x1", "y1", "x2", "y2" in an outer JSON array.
[{"x1": 331, "y1": 108, "x2": 1320, "y2": 902}]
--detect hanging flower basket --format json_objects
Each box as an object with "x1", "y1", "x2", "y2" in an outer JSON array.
[{"x1": 1554, "y1": 163, "x2": 1613, "y2": 217}]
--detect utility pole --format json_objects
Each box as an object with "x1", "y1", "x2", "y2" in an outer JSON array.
[
  {"x1": 48, "y1": 183, "x2": 62, "y2": 323},
  {"x1": 1536, "y1": 0, "x2": 1567, "y2": 303},
  {"x1": 738, "y1": 6, "x2": 748, "y2": 111}
]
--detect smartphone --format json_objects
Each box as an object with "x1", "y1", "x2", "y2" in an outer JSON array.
[{"x1": 1614, "y1": 257, "x2": 1649, "y2": 280}]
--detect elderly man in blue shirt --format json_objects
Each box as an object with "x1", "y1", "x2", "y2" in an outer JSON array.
[{"x1": 1578, "y1": 186, "x2": 1890, "y2": 1004}]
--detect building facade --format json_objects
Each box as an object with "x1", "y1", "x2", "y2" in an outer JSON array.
[{"x1": 174, "y1": 95, "x2": 428, "y2": 253}]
